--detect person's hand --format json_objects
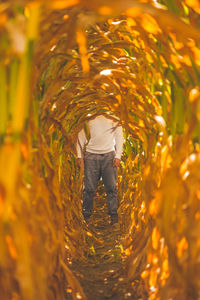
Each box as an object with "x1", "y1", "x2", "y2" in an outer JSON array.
[
  {"x1": 113, "y1": 158, "x2": 120, "y2": 168},
  {"x1": 76, "y1": 158, "x2": 84, "y2": 171}
]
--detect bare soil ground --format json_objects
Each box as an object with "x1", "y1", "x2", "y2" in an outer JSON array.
[{"x1": 65, "y1": 193, "x2": 148, "y2": 300}]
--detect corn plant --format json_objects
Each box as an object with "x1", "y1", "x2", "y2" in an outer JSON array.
[{"x1": 1, "y1": 1, "x2": 200, "y2": 300}]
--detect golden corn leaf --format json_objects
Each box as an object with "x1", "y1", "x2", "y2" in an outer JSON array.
[
  {"x1": 152, "y1": 227, "x2": 160, "y2": 250},
  {"x1": 177, "y1": 237, "x2": 188, "y2": 258},
  {"x1": 49, "y1": 0, "x2": 79, "y2": 9},
  {"x1": 140, "y1": 14, "x2": 161, "y2": 34},
  {"x1": 76, "y1": 29, "x2": 90, "y2": 73}
]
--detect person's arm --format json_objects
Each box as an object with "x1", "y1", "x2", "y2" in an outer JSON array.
[
  {"x1": 76, "y1": 129, "x2": 87, "y2": 169},
  {"x1": 113, "y1": 125, "x2": 123, "y2": 167}
]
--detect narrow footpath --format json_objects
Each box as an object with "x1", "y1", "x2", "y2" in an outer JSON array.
[{"x1": 65, "y1": 191, "x2": 148, "y2": 300}]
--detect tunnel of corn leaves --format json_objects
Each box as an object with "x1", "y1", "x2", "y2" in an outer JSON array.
[{"x1": 1, "y1": 0, "x2": 200, "y2": 299}]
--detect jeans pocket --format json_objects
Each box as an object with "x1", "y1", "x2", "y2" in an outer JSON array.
[
  {"x1": 84, "y1": 152, "x2": 93, "y2": 159},
  {"x1": 107, "y1": 151, "x2": 115, "y2": 160}
]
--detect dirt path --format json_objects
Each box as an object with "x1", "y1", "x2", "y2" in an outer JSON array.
[{"x1": 65, "y1": 194, "x2": 148, "y2": 300}]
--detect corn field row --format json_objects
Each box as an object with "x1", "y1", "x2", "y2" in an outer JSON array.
[{"x1": 0, "y1": 1, "x2": 200, "y2": 300}]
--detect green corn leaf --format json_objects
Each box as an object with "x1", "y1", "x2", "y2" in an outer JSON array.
[{"x1": 0, "y1": 63, "x2": 7, "y2": 141}]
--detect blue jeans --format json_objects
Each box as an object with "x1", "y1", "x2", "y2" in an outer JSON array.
[{"x1": 83, "y1": 151, "x2": 117, "y2": 219}]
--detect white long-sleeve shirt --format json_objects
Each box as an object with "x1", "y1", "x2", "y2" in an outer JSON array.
[{"x1": 76, "y1": 115, "x2": 123, "y2": 159}]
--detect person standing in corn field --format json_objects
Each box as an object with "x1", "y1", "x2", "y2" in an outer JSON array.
[{"x1": 76, "y1": 115, "x2": 123, "y2": 225}]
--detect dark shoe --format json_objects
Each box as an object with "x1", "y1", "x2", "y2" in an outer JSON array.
[
  {"x1": 110, "y1": 215, "x2": 118, "y2": 225},
  {"x1": 83, "y1": 215, "x2": 90, "y2": 224}
]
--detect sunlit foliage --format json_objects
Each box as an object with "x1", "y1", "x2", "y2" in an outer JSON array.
[{"x1": 0, "y1": 0, "x2": 200, "y2": 299}]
